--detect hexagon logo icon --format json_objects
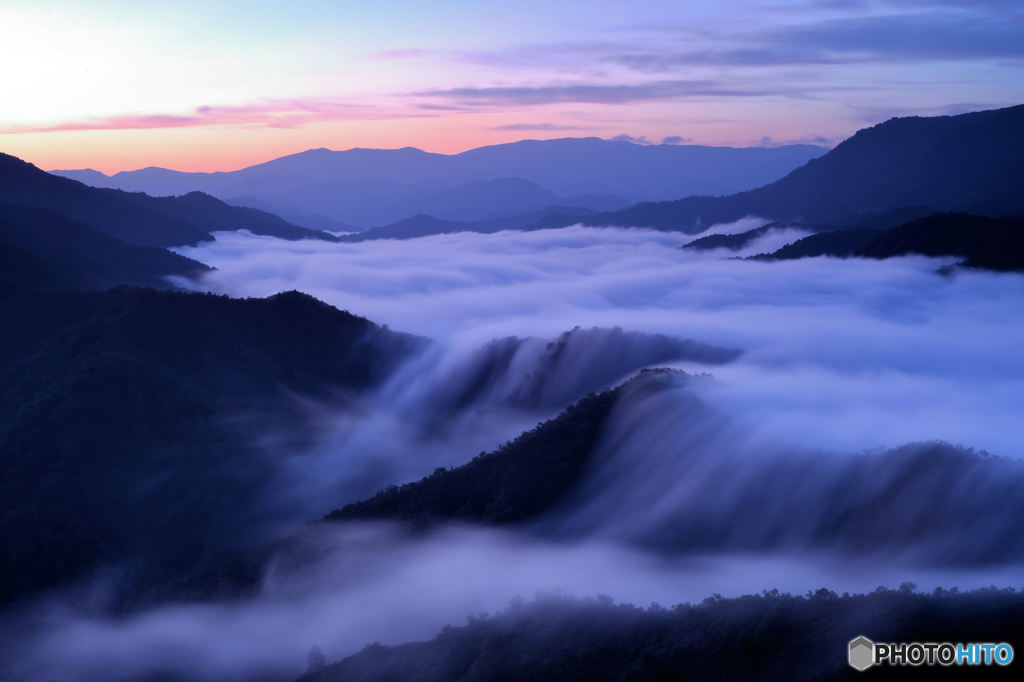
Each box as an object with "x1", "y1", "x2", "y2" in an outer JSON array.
[{"x1": 849, "y1": 636, "x2": 875, "y2": 671}]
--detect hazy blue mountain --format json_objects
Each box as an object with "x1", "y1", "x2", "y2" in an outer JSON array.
[
  {"x1": 224, "y1": 195, "x2": 360, "y2": 234},
  {"x1": 51, "y1": 139, "x2": 825, "y2": 228},
  {"x1": 344, "y1": 205, "x2": 603, "y2": 241},
  {"x1": 115, "y1": 190, "x2": 337, "y2": 242},
  {"x1": 415, "y1": 177, "x2": 558, "y2": 221},
  {"x1": 1, "y1": 153, "x2": 331, "y2": 247},
  {"x1": 755, "y1": 212, "x2": 1024, "y2": 270},
  {"x1": 49, "y1": 167, "x2": 113, "y2": 187},
  {"x1": 584, "y1": 105, "x2": 1024, "y2": 232},
  {"x1": 0, "y1": 202, "x2": 208, "y2": 292}
]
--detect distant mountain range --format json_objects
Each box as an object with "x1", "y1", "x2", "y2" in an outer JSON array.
[
  {"x1": 584, "y1": 104, "x2": 1024, "y2": 233},
  {"x1": 0, "y1": 153, "x2": 333, "y2": 247},
  {"x1": 50, "y1": 138, "x2": 826, "y2": 229},
  {"x1": 340, "y1": 205, "x2": 603, "y2": 241}
]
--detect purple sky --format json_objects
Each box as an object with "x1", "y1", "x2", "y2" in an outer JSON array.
[{"x1": 1, "y1": 0, "x2": 1021, "y2": 172}]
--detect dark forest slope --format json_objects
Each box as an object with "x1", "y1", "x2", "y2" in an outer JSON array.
[
  {"x1": 0, "y1": 153, "x2": 327, "y2": 246},
  {"x1": 757, "y1": 213, "x2": 1024, "y2": 270},
  {"x1": 0, "y1": 202, "x2": 209, "y2": 291},
  {"x1": 0, "y1": 288, "x2": 422, "y2": 605},
  {"x1": 299, "y1": 587, "x2": 1024, "y2": 682}
]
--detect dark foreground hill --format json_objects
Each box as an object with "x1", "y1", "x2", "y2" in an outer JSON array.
[
  {"x1": 0, "y1": 153, "x2": 329, "y2": 247},
  {"x1": 0, "y1": 202, "x2": 209, "y2": 291},
  {"x1": 756, "y1": 213, "x2": 1024, "y2": 270},
  {"x1": 0, "y1": 287, "x2": 422, "y2": 605},
  {"x1": 298, "y1": 587, "x2": 1024, "y2": 682},
  {"x1": 586, "y1": 105, "x2": 1024, "y2": 232}
]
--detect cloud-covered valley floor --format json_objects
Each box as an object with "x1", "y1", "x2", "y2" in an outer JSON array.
[
  {"x1": 177, "y1": 225, "x2": 1024, "y2": 456},
  {"x1": 4, "y1": 224, "x2": 1022, "y2": 681}
]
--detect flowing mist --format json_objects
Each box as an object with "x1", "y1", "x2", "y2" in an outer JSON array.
[{"x1": 3, "y1": 224, "x2": 1022, "y2": 680}]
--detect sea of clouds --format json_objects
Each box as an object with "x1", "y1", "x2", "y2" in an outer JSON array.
[{"x1": 3, "y1": 223, "x2": 1022, "y2": 681}]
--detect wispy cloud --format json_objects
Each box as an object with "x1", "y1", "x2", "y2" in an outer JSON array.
[
  {"x1": 758, "y1": 134, "x2": 835, "y2": 147},
  {"x1": 0, "y1": 98, "x2": 428, "y2": 134},
  {"x1": 609, "y1": 134, "x2": 652, "y2": 145},
  {"x1": 437, "y1": 8, "x2": 1023, "y2": 79},
  {"x1": 413, "y1": 79, "x2": 827, "y2": 107},
  {"x1": 492, "y1": 122, "x2": 587, "y2": 131},
  {"x1": 612, "y1": 12, "x2": 1024, "y2": 72}
]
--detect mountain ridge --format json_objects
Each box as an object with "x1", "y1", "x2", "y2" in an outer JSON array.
[
  {"x1": 50, "y1": 138, "x2": 826, "y2": 228},
  {"x1": 582, "y1": 105, "x2": 1024, "y2": 233},
  {"x1": 1, "y1": 152, "x2": 333, "y2": 246}
]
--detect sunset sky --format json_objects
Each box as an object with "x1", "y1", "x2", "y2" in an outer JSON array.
[{"x1": 2, "y1": 0, "x2": 1021, "y2": 173}]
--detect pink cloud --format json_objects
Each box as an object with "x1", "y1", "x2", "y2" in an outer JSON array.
[{"x1": 1, "y1": 98, "x2": 433, "y2": 134}]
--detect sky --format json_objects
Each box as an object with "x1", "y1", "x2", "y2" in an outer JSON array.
[{"x1": 1, "y1": 0, "x2": 1021, "y2": 173}]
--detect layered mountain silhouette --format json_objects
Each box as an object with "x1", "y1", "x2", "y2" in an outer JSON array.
[
  {"x1": 3, "y1": 103, "x2": 1022, "y2": 680},
  {"x1": 342, "y1": 206, "x2": 603, "y2": 241},
  {"x1": 51, "y1": 139, "x2": 824, "y2": 228},
  {"x1": 0, "y1": 202, "x2": 209, "y2": 292},
  {"x1": 0, "y1": 287, "x2": 422, "y2": 605},
  {"x1": 0, "y1": 153, "x2": 332, "y2": 247},
  {"x1": 583, "y1": 105, "x2": 1024, "y2": 232},
  {"x1": 752, "y1": 213, "x2": 1024, "y2": 270},
  {"x1": 324, "y1": 369, "x2": 1024, "y2": 565}
]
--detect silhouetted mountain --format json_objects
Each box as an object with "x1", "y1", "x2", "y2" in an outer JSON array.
[
  {"x1": 1, "y1": 152, "x2": 329, "y2": 247},
  {"x1": 347, "y1": 214, "x2": 476, "y2": 241},
  {"x1": 822, "y1": 205, "x2": 945, "y2": 231},
  {"x1": 754, "y1": 228, "x2": 883, "y2": 260},
  {"x1": 325, "y1": 369, "x2": 1024, "y2": 565},
  {"x1": 681, "y1": 223, "x2": 781, "y2": 250},
  {"x1": 1, "y1": 153, "x2": 212, "y2": 247},
  {"x1": 0, "y1": 287, "x2": 422, "y2": 605},
  {"x1": 299, "y1": 587, "x2": 1024, "y2": 682},
  {"x1": 344, "y1": 205, "x2": 602, "y2": 241},
  {"x1": 52, "y1": 139, "x2": 824, "y2": 228},
  {"x1": 323, "y1": 371, "x2": 677, "y2": 526},
  {"x1": 585, "y1": 105, "x2": 1024, "y2": 232},
  {"x1": 757, "y1": 213, "x2": 1024, "y2": 270},
  {"x1": 0, "y1": 202, "x2": 209, "y2": 292},
  {"x1": 115, "y1": 190, "x2": 337, "y2": 241},
  {"x1": 49, "y1": 167, "x2": 111, "y2": 186}
]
